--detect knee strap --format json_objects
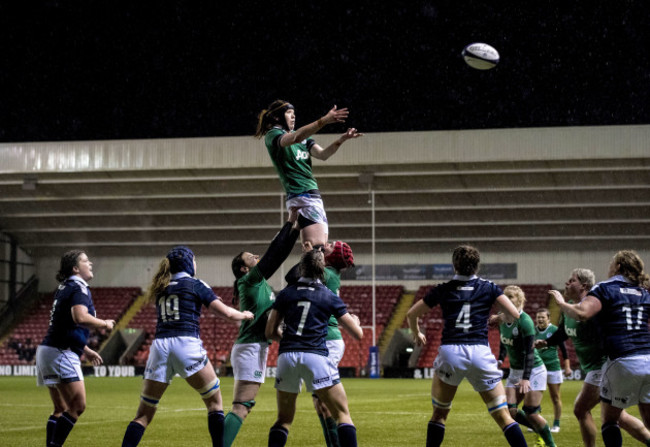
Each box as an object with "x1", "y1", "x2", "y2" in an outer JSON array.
[
  {"x1": 486, "y1": 395, "x2": 508, "y2": 414},
  {"x1": 198, "y1": 378, "x2": 220, "y2": 400},
  {"x1": 140, "y1": 393, "x2": 160, "y2": 408},
  {"x1": 507, "y1": 403, "x2": 518, "y2": 410},
  {"x1": 431, "y1": 397, "x2": 452, "y2": 410},
  {"x1": 522, "y1": 404, "x2": 541, "y2": 415},
  {"x1": 232, "y1": 399, "x2": 256, "y2": 409}
]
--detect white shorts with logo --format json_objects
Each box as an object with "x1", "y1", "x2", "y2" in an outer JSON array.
[
  {"x1": 326, "y1": 339, "x2": 345, "y2": 367},
  {"x1": 506, "y1": 365, "x2": 548, "y2": 391},
  {"x1": 231, "y1": 342, "x2": 269, "y2": 383},
  {"x1": 546, "y1": 369, "x2": 564, "y2": 385},
  {"x1": 432, "y1": 344, "x2": 503, "y2": 392},
  {"x1": 584, "y1": 369, "x2": 603, "y2": 387},
  {"x1": 275, "y1": 351, "x2": 340, "y2": 393},
  {"x1": 36, "y1": 345, "x2": 84, "y2": 387},
  {"x1": 145, "y1": 336, "x2": 209, "y2": 383},
  {"x1": 286, "y1": 194, "x2": 328, "y2": 232},
  {"x1": 600, "y1": 355, "x2": 650, "y2": 409}
]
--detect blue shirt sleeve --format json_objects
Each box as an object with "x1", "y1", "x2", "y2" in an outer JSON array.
[
  {"x1": 330, "y1": 292, "x2": 348, "y2": 319},
  {"x1": 194, "y1": 279, "x2": 219, "y2": 307},
  {"x1": 422, "y1": 285, "x2": 440, "y2": 308}
]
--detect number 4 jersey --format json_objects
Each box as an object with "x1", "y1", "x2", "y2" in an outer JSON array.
[
  {"x1": 588, "y1": 274, "x2": 650, "y2": 360},
  {"x1": 423, "y1": 275, "x2": 503, "y2": 346}
]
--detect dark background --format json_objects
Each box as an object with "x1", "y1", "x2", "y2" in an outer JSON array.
[{"x1": 2, "y1": 1, "x2": 649, "y2": 142}]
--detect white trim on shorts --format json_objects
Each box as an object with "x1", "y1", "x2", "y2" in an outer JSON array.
[
  {"x1": 36, "y1": 345, "x2": 84, "y2": 387},
  {"x1": 144, "y1": 336, "x2": 209, "y2": 383},
  {"x1": 275, "y1": 351, "x2": 340, "y2": 393},
  {"x1": 231, "y1": 342, "x2": 269, "y2": 383},
  {"x1": 600, "y1": 355, "x2": 650, "y2": 408},
  {"x1": 432, "y1": 344, "x2": 503, "y2": 392},
  {"x1": 546, "y1": 369, "x2": 564, "y2": 385},
  {"x1": 506, "y1": 365, "x2": 548, "y2": 391}
]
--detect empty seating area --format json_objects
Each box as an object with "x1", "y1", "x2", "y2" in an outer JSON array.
[{"x1": 0, "y1": 287, "x2": 140, "y2": 365}]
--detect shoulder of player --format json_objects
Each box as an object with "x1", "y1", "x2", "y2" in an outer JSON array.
[{"x1": 67, "y1": 278, "x2": 90, "y2": 296}]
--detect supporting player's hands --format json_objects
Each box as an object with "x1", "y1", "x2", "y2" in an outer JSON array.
[
  {"x1": 534, "y1": 339, "x2": 548, "y2": 349},
  {"x1": 516, "y1": 379, "x2": 531, "y2": 394},
  {"x1": 488, "y1": 313, "x2": 503, "y2": 327},
  {"x1": 413, "y1": 331, "x2": 427, "y2": 346},
  {"x1": 321, "y1": 105, "x2": 349, "y2": 125},
  {"x1": 548, "y1": 290, "x2": 565, "y2": 306}
]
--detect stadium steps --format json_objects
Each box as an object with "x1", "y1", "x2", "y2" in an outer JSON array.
[
  {"x1": 378, "y1": 292, "x2": 414, "y2": 357},
  {"x1": 100, "y1": 292, "x2": 148, "y2": 352}
]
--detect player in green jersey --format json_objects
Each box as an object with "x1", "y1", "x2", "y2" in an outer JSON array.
[
  {"x1": 498, "y1": 286, "x2": 557, "y2": 447},
  {"x1": 535, "y1": 308, "x2": 571, "y2": 433},
  {"x1": 255, "y1": 100, "x2": 362, "y2": 250},
  {"x1": 539, "y1": 268, "x2": 650, "y2": 447},
  {"x1": 222, "y1": 212, "x2": 301, "y2": 447}
]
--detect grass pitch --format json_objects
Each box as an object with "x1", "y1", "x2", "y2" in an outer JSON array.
[{"x1": 0, "y1": 376, "x2": 642, "y2": 446}]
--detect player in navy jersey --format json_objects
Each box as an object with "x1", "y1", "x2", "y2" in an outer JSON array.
[
  {"x1": 36, "y1": 249, "x2": 116, "y2": 447},
  {"x1": 407, "y1": 245, "x2": 528, "y2": 447},
  {"x1": 550, "y1": 250, "x2": 650, "y2": 447},
  {"x1": 121, "y1": 246, "x2": 254, "y2": 447},
  {"x1": 265, "y1": 248, "x2": 363, "y2": 447}
]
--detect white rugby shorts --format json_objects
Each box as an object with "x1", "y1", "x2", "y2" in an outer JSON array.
[
  {"x1": 584, "y1": 369, "x2": 603, "y2": 387},
  {"x1": 432, "y1": 344, "x2": 503, "y2": 392},
  {"x1": 231, "y1": 342, "x2": 269, "y2": 383},
  {"x1": 600, "y1": 355, "x2": 650, "y2": 408},
  {"x1": 286, "y1": 195, "x2": 328, "y2": 231},
  {"x1": 326, "y1": 339, "x2": 345, "y2": 367},
  {"x1": 144, "y1": 336, "x2": 209, "y2": 383},
  {"x1": 36, "y1": 345, "x2": 83, "y2": 387},
  {"x1": 275, "y1": 351, "x2": 340, "y2": 393},
  {"x1": 546, "y1": 369, "x2": 564, "y2": 385},
  {"x1": 506, "y1": 365, "x2": 548, "y2": 392}
]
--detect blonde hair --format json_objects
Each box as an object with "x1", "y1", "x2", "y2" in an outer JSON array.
[
  {"x1": 571, "y1": 268, "x2": 595, "y2": 289},
  {"x1": 503, "y1": 285, "x2": 526, "y2": 311},
  {"x1": 613, "y1": 250, "x2": 650, "y2": 288},
  {"x1": 145, "y1": 258, "x2": 172, "y2": 303}
]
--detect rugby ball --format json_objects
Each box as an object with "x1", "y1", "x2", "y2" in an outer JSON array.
[{"x1": 462, "y1": 43, "x2": 499, "y2": 70}]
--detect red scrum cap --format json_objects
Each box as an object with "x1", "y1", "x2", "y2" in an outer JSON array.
[{"x1": 325, "y1": 241, "x2": 354, "y2": 271}]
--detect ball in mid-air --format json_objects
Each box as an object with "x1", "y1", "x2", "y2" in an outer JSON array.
[{"x1": 462, "y1": 43, "x2": 499, "y2": 70}]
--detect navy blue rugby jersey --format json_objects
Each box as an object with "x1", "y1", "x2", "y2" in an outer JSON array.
[
  {"x1": 423, "y1": 275, "x2": 503, "y2": 346},
  {"x1": 588, "y1": 275, "x2": 650, "y2": 360},
  {"x1": 273, "y1": 278, "x2": 348, "y2": 356},
  {"x1": 154, "y1": 272, "x2": 219, "y2": 339},
  {"x1": 41, "y1": 276, "x2": 96, "y2": 356}
]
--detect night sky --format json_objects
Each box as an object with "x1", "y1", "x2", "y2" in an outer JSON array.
[{"x1": 1, "y1": 1, "x2": 649, "y2": 143}]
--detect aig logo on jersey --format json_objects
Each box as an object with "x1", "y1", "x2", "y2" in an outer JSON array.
[{"x1": 295, "y1": 149, "x2": 309, "y2": 160}]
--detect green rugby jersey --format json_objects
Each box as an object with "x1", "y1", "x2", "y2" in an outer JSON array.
[
  {"x1": 324, "y1": 266, "x2": 343, "y2": 341},
  {"x1": 535, "y1": 324, "x2": 561, "y2": 371},
  {"x1": 500, "y1": 311, "x2": 544, "y2": 370},
  {"x1": 561, "y1": 302, "x2": 606, "y2": 372},
  {"x1": 265, "y1": 127, "x2": 318, "y2": 195},
  {"x1": 234, "y1": 265, "x2": 275, "y2": 344}
]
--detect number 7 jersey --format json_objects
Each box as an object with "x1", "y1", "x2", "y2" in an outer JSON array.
[
  {"x1": 588, "y1": 274, "x2": 650, "y2": 360},
  {"x1": 423, "y1": 275, "x2": 503, "y2": 346}
]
